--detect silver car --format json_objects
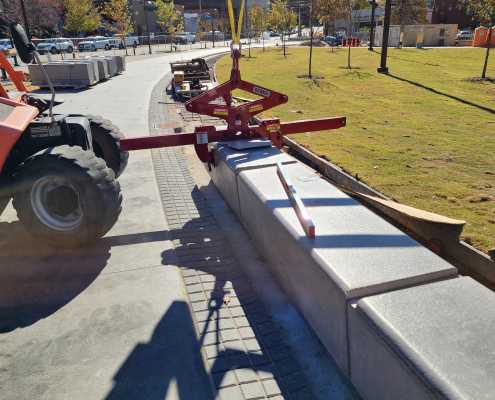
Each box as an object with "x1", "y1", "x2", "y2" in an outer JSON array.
[
  {"x1": 36, "y1": 38, "x2": 75, "y2": 54},
  {"x1": 78, "y1": 37, "x2": 111, "y2": 52}
]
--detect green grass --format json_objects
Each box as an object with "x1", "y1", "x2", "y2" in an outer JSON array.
[{"x1": 216, "y1": 47, "x2": 495, "y2": 252}]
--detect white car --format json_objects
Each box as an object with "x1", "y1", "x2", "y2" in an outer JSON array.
[
  {"x1": 36, "y1": 38, "x2": 75, "y2": 54},
  {"x1": 175, "y1": 32, "x2": 196, "y2": 44},
  {"x1": 112, "y1": 35, "x2": 139, "y2": 48},
  {"x1": 78, "y1": 36, "x2": 110, "y2": 52}
]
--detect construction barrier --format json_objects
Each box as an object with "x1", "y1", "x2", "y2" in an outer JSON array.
[
  {"x1": 342, "y1": 38, "x2": 361, "y2": 47},
  {"x1": 473, "y1": 26, "x2": 495, "y2": 47}
]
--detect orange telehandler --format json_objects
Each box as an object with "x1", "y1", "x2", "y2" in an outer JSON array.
[{"x1": 0, "y1": 24, "x2": 128, "y2": 246}]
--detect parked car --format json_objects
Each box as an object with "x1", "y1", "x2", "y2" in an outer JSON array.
[
  {"x1": 269, "y1": 31, "x2": 280, "y2": 37},
  {"x1": 456, "y1": 30, "x2": 473, "y2": 41},
  {"x1": 174, "y1": 32, "x2": 196, "y2": 44},
  {"x1": 78, "y1": 36, "x2": 110, "y2": 52},
  {"x1": 107, "y1": 38, "x2": 121, "y2": 49},
  {"x1": 0, "y1": 38, "x2": 13, "y2": 52},
  {"x1": 201, "y1": 31, "x2": 224, "y2": 41},
  {"x1": 36, "y1": 38, "x2": 75, "y2": 54},
  {"x1": 323, "y1": 35, "x2": 343, "y2": 46},
  {"x1": 112, "y1": 34, "x2": 139, "y2": 48}
]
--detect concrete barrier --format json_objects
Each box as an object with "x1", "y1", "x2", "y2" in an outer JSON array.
[
  {"x1": 209, "y1": 142, "x2": 458, "y2": 373},
  {"x1": 89, "y1": 58, "x2": 110, "y2": 81},
  {"x1": 349, "y1": 276, "x2": 495, "y2": 400},
  {"x1": 28, "y1": 62, "x2": 97, "y2": 88},
  {"x1": 28, "y1": 55, "x2": 125, "y2": 88},
  {"x1": 94, "y1": 56, "x2": 119, "y2": 76}
]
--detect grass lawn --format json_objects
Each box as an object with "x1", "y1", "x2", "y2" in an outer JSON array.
[{"x1": 215, "y1": 47, "x2": 495, "y2": 252}]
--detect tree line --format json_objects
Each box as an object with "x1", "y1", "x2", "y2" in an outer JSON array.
[{"x1": 0, "y1": 0, "x2": 182, "y2": 39}]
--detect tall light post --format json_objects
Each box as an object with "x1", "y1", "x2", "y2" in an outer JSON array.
[
  {"x1": 143, "y1": 0, "x2": 156, "y2": 55},
  {"x1": 368, "y1": 0, "x2": 377, "y2": 51},
  {"x1": 377, "y1": 0, "x2": 391, "y2": 73},
  {"x1": 19, "y1": 0, "x2": 31, "y2": 39},
  {"x1": 308, "y1": 0, "x2": 313, "y2": 78}
]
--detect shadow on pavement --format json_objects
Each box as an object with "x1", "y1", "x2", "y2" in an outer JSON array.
[
  {"x1": 106, "y1": 300, "x2": 215, "y2": 400},
  {"x1": 0, "y1": 221, "x2": 110, "y2": 333}
]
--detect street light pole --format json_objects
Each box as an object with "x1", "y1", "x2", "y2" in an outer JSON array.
[
  {"x1": 211, "y1": 10, "x2": 216, "y2": 48},
  {"x1": 308, "y1": 0, "x2": 313, "y2": 78},
  {"x1": 378, "y1": 0, "x2": 391, "y2": 73},
  {"x1": 298, "y1": 3, "x2": 301, "y2": 37},
  {"x1": 368, "y1": 0, "x2": 377, "y2": 51},
  {"x1": 143, "y1": 0, "x2": 152, "y2": 55},
  {"x1": 19, "y1": 0, "x2": 31, "y2": 39}
]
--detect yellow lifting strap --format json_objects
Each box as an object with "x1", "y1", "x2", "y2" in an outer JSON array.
[{"x1": 227, "y1": 0, "x2": 244, "y2": 44}]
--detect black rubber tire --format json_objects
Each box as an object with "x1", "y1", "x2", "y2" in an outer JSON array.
[
  {"x1": 50, "y1": 47, "x2": 57, "y2": 54},
  {"x1": 86, "y1": 115, "x2": 129, "y2": 178},
  {"x1": 12, "y1": 145, "x2": 122, "y2": 247},
  {"x1": 67, "y1": 46, "x2": 73, "y2": 53}
]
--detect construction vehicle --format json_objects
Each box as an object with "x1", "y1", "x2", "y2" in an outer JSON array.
[
  {"x1": 170, "y1": 58, "x2": 215, "y2": 100},
  {"x1": 0, "y1": 23, "x2": 127, "y2": 247}
]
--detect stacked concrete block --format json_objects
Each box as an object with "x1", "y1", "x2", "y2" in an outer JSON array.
[
  {"x1": 28, "y1": 55, "x2": 125, "y2": 89},
  {"x1": 94, "y1": 56, "x2": 118, "y2": 76},
  {"x1": 28, "y1": 61, "x2": 97, "y2": 88},
  {"x1": 208, "y1": 141, "x2": 495, "y2": 399},
  {"x1": 91, "y1": 58, "x2": 110, "y2": 81},
  {"x1": 111, "y1": 55, "x2": 126, "y2": 73}
]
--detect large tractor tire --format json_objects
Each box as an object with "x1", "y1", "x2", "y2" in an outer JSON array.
[
  {"x1": 12, "y1": 145, "x2": 122, "y2": 247},
  {"x1": 87, "y1": 115, "x2": 129, "y2": 178}
]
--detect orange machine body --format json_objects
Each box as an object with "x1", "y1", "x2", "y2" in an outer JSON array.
[
  {"x1": 0, "y1": 48, "x2": 38, "y2": 172},
  {"x1": 0, "y1": 50, "x2": 28, "y2": 98},
  {"x1": 0, "y1": 96, "x2": 39, "y2": 173}
]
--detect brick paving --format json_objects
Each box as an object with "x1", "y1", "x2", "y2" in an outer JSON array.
[
  {"x1": 149, "y1": 70, "x2": 316, "y2": 399},
  {"x1": 151, "y1": 147, "x2": 314, "y2": 399}
]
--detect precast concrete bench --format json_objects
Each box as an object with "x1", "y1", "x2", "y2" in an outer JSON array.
[
  {"x1": 209, "y1": 142, "x2": 458, "y2": 375},
  {"x1": 349, "y1": 277, "x2": 495, "y2": 400}
]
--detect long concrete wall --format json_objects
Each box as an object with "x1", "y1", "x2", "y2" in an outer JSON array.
[{"x1": 208, "y1": 142, "x2": 495, "y2": 399}]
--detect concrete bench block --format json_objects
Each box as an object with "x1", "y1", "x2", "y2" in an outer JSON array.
[
  {"x1": 349, "y1": 277, "x2": 495, "y2": 400},
  {"x1": 94, "y1": 56, "x2": 119, "y2": 76},
  {"x1": 209, "y1": 144, "x2": 457, "y2": 373},
  {"x1": 113, "y1": 55, "x2": 126, "y2": 73},
  {"x1": 86, "y1": 58, "x2": 109, "y2": 80},
  {"x1": 210, "y1": 143, "x2": 295, "y2": 218}
]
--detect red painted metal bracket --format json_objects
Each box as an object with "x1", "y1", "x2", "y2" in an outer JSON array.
[
  {"x1": 0, "y1": 51, "x2": 28, "y2": 98},
  {"x1": 184, "y1": 49, "x2": 288, "y2": 133}
]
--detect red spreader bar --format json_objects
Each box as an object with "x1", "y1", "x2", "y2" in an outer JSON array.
[
  {"x1": 276, "y1": 162, "x2": 315, "y2": 238},
  {"x1": 120, "y1": 116, "x2": 345, "y2": 163}
]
